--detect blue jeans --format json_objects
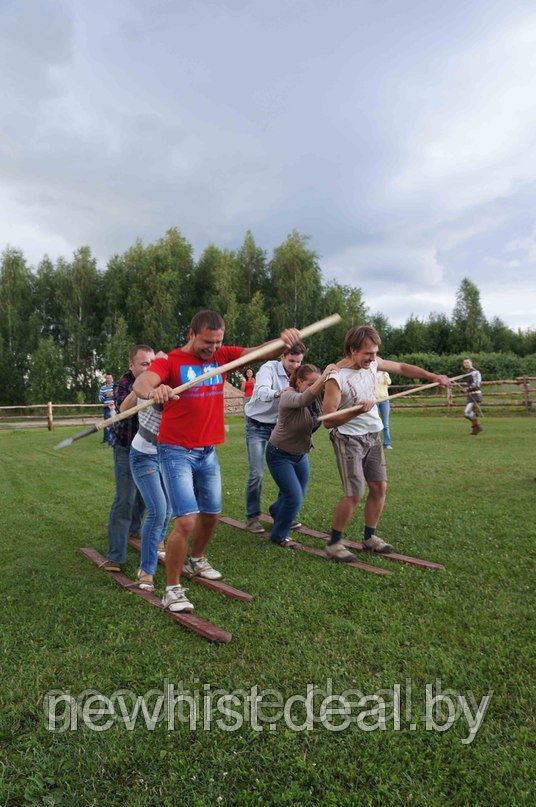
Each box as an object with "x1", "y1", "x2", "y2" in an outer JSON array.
[
  {"x1": 266, "y1": 443, "x2": 310, "y2": 541},
  {"x1": 107, "y1": 444, "x2": 145, "y2": 563},
  {"x1": 102, "y1": 406, "x2": 115, "y2": 445},
  {"x1": 245, "y1": 418, "x2": 274, "y2": 518},
  {"x1": 130, "y1": 447, "x2": 172, "y2": 575},
  {"x1": 377, "y1": 400, "x2": 391, "y2": 447},
  {"x1": 158, "y1": 444, "x2": 222, "y2": 517}
]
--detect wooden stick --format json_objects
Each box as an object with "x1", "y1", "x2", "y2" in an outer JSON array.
[
  {"x1": 54, "y1": 314, "x2": 341, "y2": 448},
  {"x1": 317, "y1": 372, "x2": 471, "y2": 423},
  {"x1": 97, "y1": 313, "x2": 341, "y2": 431}
]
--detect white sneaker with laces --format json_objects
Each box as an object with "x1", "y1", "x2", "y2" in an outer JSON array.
[
  {"x1": 183, "y1": 556, "x2": 222, "y2": 581},
  {"x1": 161, "y1": 585, "x2": 194, "y2": 613}
]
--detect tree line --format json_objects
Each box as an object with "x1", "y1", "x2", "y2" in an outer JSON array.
[{"x1": 1, "y1": 228, "x2": 535, "y2": 406}]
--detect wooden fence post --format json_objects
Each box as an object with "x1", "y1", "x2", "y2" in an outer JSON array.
[
  {"x1": 447, "y1": 385, "x2": 453, "y2": 415},
  {"x1": 521, "y1": 376, "x2": 531, "y2": 411},
  {"x1": 47, "y1": 402, "x2": 54, "y2": 431}
]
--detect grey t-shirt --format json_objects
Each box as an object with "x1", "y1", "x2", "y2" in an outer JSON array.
[{"x1": 268, "y1": 388, "x2": 319, "y2": 455}]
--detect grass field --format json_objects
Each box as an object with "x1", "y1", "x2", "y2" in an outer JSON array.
[{"x1": 1, "y1": 415, "x2": 535, "y2": 806}]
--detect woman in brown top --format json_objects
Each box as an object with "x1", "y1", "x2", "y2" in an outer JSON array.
[{"x1": 266, "y1": 363, "x2": 335, "y2": 545}]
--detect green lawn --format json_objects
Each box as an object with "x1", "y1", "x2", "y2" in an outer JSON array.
[{"x1": 0, "y1": 416, "x2": 535, "y2": 806}]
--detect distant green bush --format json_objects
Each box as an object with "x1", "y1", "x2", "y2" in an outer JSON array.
[{"x1": 385, "y1": 352, "x2": 536, "y2": 385}]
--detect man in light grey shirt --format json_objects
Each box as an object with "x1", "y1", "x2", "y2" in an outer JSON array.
[
  {"x1": 462, "y1": 357, "x2": 483, "y2": 435},
  {"x1": 244, "y1": 341, "x2": 307, "y2": 532}
]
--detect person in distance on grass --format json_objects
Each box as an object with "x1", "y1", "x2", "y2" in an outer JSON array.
[
  {"x1": 243, "y1": 340, "x2": 307, "y2": 534},
  {"x1": 102, "y1": 346, "x2": 154, "y2": 572},
  {"x1": 321, "y1": 325, "x2": 449, "y2": 561},
  {"x1": 98, "y1": 373, "x2": 115, "y2": 446},
  {"x1": 462, "y1": 357, "x2": 483, "y2": 435},
  {"x1": 133, "y1": 309, "x2": 302, "y2": 613},
  {"x1": 375, "y1": 369, "x2": 393, "y2": 449},
  {"x1": 266, "y1": 362, "x2": 337, "y2": 546},
  {"x1": 240, "y1": 367, "x2": 256, "y2": 400}
]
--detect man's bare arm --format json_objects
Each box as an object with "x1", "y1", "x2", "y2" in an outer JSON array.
[
  {"x1": 133, "y1": 371, "x2": 178, "y2": 404},
  {"x1": 241, "y1": 328, "x2": 302, "y2": 358},
  {"x1": 377, "y1": 358, "x2": 449, "y2": 387},
  {"x1": 119, "y1": 390, "x2": 137, "y2": 413}
]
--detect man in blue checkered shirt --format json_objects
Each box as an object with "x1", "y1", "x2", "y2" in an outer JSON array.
[{"x1": 98, "y1": 374, "x2": 115, "y2": 446}]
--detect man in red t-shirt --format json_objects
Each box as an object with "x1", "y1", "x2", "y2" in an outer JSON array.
[{"x1": 133, "y1": 309, "x2": 300, "y2": 613}]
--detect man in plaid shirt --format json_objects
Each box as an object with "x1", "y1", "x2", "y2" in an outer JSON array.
[{"x1": 102, "y1": 344, "x2": 155, "y2": 571}]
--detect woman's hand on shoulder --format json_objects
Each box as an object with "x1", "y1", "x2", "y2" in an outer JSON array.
[{"x1": 322, "y1": 363, "x2": 338, "y2": 380}]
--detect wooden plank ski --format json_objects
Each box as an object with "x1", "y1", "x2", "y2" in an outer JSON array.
[
  {"x1": 80, "y1": 548, "x2": 232, "y2": 643},
  {"x1": 128, "y1": 538, "x2": 253, "y2": 602},
  {"x1": 219, "y1": 517, "x2": 391, "y2": 576},
  {"x1": 260, "y1": 515, "x2": 444, "y2": 571}
]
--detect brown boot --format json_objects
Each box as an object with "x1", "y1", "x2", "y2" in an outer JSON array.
[{"x1": 471, "y1": 422, "x2": 483, "y2": 435}]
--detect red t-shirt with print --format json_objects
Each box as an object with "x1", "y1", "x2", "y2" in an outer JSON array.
[{"x1": 148, "y1": 346, "x2": 244, "y2": 448}]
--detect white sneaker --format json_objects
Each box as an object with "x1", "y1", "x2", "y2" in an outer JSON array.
[
  {"x1": 162, "y1": 585, "x2": 194, "y2": 613},
  {"x1": 325, "y1": 541, "x2": 356, "y2": 563},
  {"x1": 183, "y1": 556, "x2": 222, "y2": 581}
]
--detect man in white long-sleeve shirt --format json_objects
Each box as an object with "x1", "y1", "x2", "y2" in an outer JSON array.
[{"x1": 244, "y1": 341, "x2": 307, "y2": 532}]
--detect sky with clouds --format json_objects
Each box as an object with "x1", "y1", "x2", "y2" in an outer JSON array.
[{"x1": 1, "y1": 0, "x2": 535, "y2": 329}]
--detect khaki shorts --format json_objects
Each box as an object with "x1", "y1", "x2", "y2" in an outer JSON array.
[{"x1": 329, "y1": 429, "x2": 387, "y2": 498}]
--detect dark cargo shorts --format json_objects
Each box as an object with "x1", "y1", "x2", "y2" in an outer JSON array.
[{"x1": 329, "y1": 429, "x2": 387, "y2": 498}]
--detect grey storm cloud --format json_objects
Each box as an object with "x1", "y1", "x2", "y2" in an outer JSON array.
[{"x1": 1, "y1": 0, "x2": 535, "y2": 328}]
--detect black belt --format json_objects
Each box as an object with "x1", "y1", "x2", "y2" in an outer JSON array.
[{"x1": 247, "y1": 416, "x2": 274, "y2": 428}]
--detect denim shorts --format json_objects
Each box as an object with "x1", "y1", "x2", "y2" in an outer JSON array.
[{"x1": 158, "y1": 443, "x2": 222, "y2": 517}]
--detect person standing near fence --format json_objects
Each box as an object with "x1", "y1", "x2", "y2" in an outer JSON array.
[
  {"x1": 462, "y1": 357, "x2": 483, "y2": 435},
  {"x1": 375, "y1": 370, "x2": 392, "y2": 449},
  {"x1": 98, "y1": 374, "x2": 115, "y2": 446},
  {"x1": 240, "y1": 368, "x2": 256, "y2": 401}
]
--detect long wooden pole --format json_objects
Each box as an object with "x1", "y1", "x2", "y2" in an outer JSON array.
[
  {"x1": 317, "y1": 372, "x2": 471, "y2": 423},
  {"x1": 55, "y1": 313, "x2": 342, "y2": 448}
]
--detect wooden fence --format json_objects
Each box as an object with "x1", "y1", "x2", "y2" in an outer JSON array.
[
  {"x1": 389, "y1": 377, "x2": 535, "y2": 413},
  {"x1": 0, "y1": 377, "x2": 534, "y2": 431},
  {"x1": 0, "y1": 403, "x2": 103, "y2": 431}
]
